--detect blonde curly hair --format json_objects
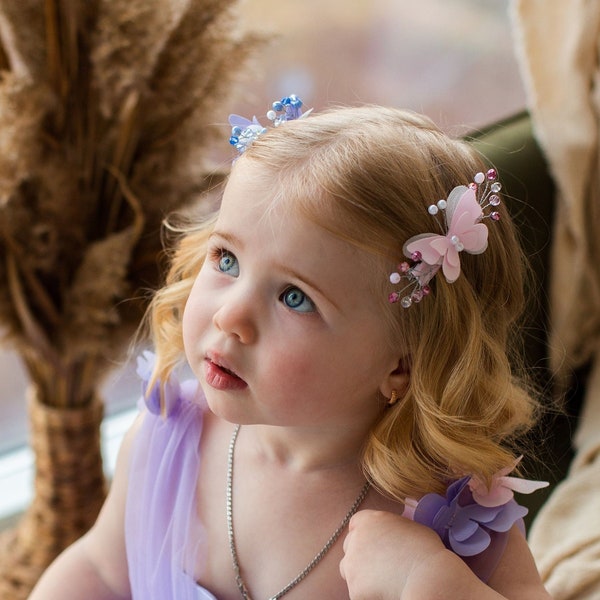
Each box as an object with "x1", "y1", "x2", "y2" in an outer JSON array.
[{"x1": 147, "y1": 105, "x2": 539, "y2": 501}]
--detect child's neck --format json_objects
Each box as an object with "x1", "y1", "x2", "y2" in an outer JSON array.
[{"x1": 242, "y1": 422, "x2": 369, "y2": 474}]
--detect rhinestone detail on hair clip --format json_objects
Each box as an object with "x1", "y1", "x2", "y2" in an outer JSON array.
[
  {"x1": 389, "y1": 169, "x2": 502, "y2": 308},
  {"x1": 228, "y1": 94, "x2": 311, "y2": 154}
]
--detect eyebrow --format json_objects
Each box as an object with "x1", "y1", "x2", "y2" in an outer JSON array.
[
  {"x1": 209, "y1": 230, "x2": 341, "y2": 312},
  {"x1": 209, "y1": 230, "x2": 242, "y2": 248}
]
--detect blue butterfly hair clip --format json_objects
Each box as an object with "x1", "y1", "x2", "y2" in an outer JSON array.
[{"x1": 228, "y1": 94, "x2": 311, "y2": 155}]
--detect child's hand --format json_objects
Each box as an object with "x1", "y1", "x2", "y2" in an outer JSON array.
[{"x1": 340, "y1": 509, "x2": 451, "y2": 600}]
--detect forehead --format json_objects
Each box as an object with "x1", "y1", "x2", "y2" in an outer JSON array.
[
  {"x1": 218, "y1": 158, "x2": 388, "y2": 303},
  {"x1": 221, "y1": 159, "x2": 345, "y2": 255}
]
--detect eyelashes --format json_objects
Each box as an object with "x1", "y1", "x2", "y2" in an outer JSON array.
[{"x1": 214, "y1": 248, "x2": 239, "y2": 276}]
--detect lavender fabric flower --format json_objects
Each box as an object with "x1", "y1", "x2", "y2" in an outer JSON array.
[{"x1": 411, "y1": 476, "x2": 529, "y2": 557}]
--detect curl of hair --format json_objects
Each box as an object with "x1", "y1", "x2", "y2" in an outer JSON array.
[
  {"x1": 240, "y1": 105, "x2": 539, "y2": 499},
  {"x1": 145, "y1": 213, "x2": 218, "y2": 394}
]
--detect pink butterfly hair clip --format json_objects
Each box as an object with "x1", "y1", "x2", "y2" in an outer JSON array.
[{"x1": 389, "y1": 170, "x2": 502, "y2": 308}]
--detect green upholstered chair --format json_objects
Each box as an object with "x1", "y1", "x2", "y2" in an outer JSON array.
[{"x1": 466, "y1": 113, "x2": 582, "y2": 525}]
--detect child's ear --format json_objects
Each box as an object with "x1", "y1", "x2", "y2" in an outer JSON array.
[{"x1": 379, "y1": 358, "x2": 410, "y2": 402}]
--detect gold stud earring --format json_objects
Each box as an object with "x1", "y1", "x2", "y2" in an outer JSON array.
[{"x1": 387, "y1": 389, "x2": 399, "y2": 406}]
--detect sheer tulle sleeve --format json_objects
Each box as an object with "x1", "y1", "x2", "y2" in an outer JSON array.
[{"x1": 126, "y1": 352, "x2": 217, "y2": 599}]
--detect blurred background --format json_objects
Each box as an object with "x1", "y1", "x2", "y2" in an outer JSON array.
[
  {"x1": 230, "y1": 0, "x2": 525, "y2": 132},
  {"x1": 0, "y1": 0, "x2": 524, "y2": 495}
]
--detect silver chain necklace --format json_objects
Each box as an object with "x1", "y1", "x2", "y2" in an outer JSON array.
[{"x1": 226, "y1": 424, "x2": 370, "y2": 600}]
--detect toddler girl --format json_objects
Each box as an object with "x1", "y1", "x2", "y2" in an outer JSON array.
[{"x1": 30, "y1": 97, "x2": 550, "y2": 599}]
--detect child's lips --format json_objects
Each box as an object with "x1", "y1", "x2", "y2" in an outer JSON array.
[{"x1": 203, "y1": 355, "x2": 247, "y2": 391}]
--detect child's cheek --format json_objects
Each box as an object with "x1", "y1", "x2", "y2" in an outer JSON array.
[{"x1": 261, "y1": 340, "x2": 330, "y2": 401}]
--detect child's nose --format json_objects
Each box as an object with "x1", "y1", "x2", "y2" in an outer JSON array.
[{"x1": 212, "y1": 290, "x2": 258, "y2": 344}]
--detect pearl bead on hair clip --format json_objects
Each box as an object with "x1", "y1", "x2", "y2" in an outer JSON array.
[
  {"x1": 228, "y1": 94, "x2": 312, "y2": 155},
  {"x1": 389, "y1": 170, "x2": 502, "y2": 308}
]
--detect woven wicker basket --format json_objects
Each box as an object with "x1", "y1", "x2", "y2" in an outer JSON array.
[{"x1": 0, "y1": 388, "x2": 106, "y2": 599}]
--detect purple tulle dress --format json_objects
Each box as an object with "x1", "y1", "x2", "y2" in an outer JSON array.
[
  {"x1": 126, "y1": 353, "x2": 216, "y2": 599},
  {"x1": 125, "y1": 352, "x2": 546, "y2": 597}
]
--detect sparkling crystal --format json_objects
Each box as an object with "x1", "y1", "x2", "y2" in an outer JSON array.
[{"x1": 411, "y1": 290, "x2": 424, "y2": 303}]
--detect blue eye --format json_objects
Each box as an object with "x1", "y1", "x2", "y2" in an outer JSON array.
[
  {"x1": 218, "y1": 251, "x2": 239, "y2": 276},
  {"x1": 280, "y1": 286, "x2": 315, "y2": 313}
]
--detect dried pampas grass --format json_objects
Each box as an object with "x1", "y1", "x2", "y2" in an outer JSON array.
[
  {"x1": 0, "y1": 1, "x2": 263, "y2": 596},
  {"x1": 0, "y1": 0, "x2": 261, "y2": 408}
]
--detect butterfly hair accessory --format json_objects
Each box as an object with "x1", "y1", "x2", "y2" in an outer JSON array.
[
  {"x1": 389, "y1": 170, "x2": 502, "y2": 308},
  {"x1": 228, "y1": 94, "x2": 311, "y2": 155}
]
